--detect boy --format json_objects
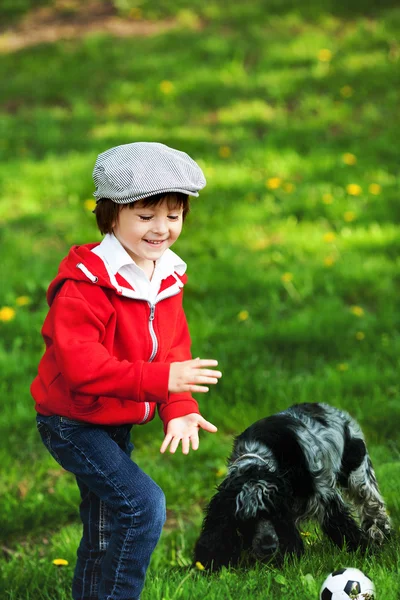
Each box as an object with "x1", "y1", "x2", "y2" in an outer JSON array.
[{"x1": 31, "y1": 142, "x2": 222, "y2": 600}]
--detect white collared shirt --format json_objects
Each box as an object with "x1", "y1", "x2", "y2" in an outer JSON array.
[{"x1": 91, "y1": 233, "x2": 187, "y2": 303}]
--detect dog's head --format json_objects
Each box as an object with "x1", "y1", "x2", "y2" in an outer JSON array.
[
  {"x1": 224, "y1": 460, "x2": 284, "y2": 520},
  {"x1": 218, "y1": 465, "x2": 286, "y2": 558},
  {"x1": 235, "y1": 475, "x2": 279, "y2": 519}
]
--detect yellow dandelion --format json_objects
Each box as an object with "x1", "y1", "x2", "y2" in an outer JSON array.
[
  {"x1": 342, "y1": 153, "x2": 357, "y2": 165},
  {"x1": 346, "y1": 184, "x2": 362, "y2": 196},
  {"x1": 16, "y1": 296, "x2": 30, "y2": 306},
  {"x1": 84, "y1": 199, "x2": 96, "y2": 212},
  {"x1": 340, "y1": 85, "x2": 353, "y2": 98},
  {"x1": 283, "y1": 182, "x2": 295, "y2": 193},
  {"x1": 216, "y1": 466, "x2": 228, "y2": 477},
  {"x1": 324, "y1": 256, "x2": 335, "y2": 267},
  {"x1": 195, "y1": 561, "x2": 205, "y2": 571},
  {"x1": 369, "y1": 183, "x2": 381, "y2": 195},
  {"x1": 322, "y1": 193, "x2": 334, "y2": 204},
  {"x1": 337, "y1": 363, "x2": 349, "y2": 371},
  {"x1": 355, "y1": 331, "x2": 365, "y2": 340},
  {"x1": 318, "y1": 49, "x2": 333, "y2": 62},
  {"x1": 323, "y1": 232, "x2": 336, "y2": 243},
  {"x1": 219, "y1": 145, "x2": 231, "y2": 158},
  {"x1": 344, "y1": 211, "x2": 356, "y2": 222},
  {"x1": 252, "y1": 237, "x2": 270, "y2": 250},
  {"x1": 266, "y1": 177, "x2": 282, "y2": 190},
  {"x1": 281, "y1": 272, "x2": 293, "y2": 283},
  {"x1": 159, "y1": 80, "x2": 174, "y2": 94},
  {"x1": 129, "y1": 7, "x2": 142, "y2": 19},
  {"x1": 52, "y1": 558, "x2": 69, "y2": 566},
  {"x1": 237, "y1": 310, "x2": 249, "y2": 321},
  {"x1": 351, "y1": 306, "x2": 364, "y2": 317},
  {"x1": 0, "y1": 307, "x2": 16, "y2": 322}
]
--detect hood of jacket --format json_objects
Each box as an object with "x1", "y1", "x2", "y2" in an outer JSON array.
[
  {"x1": 46, "y1": 243, "x2": 186, "y2": 306},
  {"x1": 47, "y1": 244, "x2": 116, "y2": 306}
]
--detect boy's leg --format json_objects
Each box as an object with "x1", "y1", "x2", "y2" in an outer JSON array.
[
  {"x1": 73, "y1": 480, "x2": 113, "y2": 600},
  {"x1": 36, "y1": 416, "x2": 166, "y2": 600},
  {"x1": 72, "y1": 425, "x2": 134, "y2": 599}
]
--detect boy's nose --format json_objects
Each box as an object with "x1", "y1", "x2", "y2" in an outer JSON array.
[{"x1": 151, "y1": 219, "x2": 169, "y2": 234}]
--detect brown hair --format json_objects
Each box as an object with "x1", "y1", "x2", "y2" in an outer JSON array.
[{"x1": 94, "y1": 192, "x2": 190, "y2": 235}]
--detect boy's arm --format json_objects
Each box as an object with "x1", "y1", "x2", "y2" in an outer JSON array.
[
  {"x1": 51, "y1": 295, "x2": 170, "y2": 403},
  {"x1": 157, "y1": 304, "x2": 201, "y2": 427}
]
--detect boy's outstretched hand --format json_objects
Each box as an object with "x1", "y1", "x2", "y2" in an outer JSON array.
[
  {"x1": 160, "y1": 413, "x2": 217, "y2": 454},
  {"x1": 168, "y1": 358, "x2": 222, "y2": 394}
]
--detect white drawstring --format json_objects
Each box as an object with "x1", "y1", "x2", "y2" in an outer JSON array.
[{"x1": 76, "y1": 263, "x2": 98, "y2": 283}]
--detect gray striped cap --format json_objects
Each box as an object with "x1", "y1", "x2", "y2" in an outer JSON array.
[{"x1": 93, "y1": 142, "x2": 206, "y2": 204}]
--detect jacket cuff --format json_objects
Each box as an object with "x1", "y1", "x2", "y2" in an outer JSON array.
[
  {"x1": 158, "y1": 396, "x2": 200, "y2": 432},
  {"x1": 140, "y1": 362, "x2": 170, "y2": 404}
]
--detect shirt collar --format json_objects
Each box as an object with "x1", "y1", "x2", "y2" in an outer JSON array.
[{"x1": 96, "y1": 233, "x2": 187, "y2": 279}]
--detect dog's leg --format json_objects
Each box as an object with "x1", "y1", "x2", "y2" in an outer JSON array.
[
  {"x1": 346, "y1": 451, "x2": 391, "y2": 544},
  {"x1": 194, "y1": 489, "x2": 242, "y2": 571},
  {"x1": 321, "y1": 492, "x2": 367, "y2": 551}
]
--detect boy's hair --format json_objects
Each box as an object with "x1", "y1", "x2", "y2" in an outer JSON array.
[{"x1": 94, "y1": 192, "x2": 190, "y2": 235}]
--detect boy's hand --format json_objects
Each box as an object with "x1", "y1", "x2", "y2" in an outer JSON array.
[
  {"x1": 160, "y1": 413, "x2": 217, "y2": 454},
  {"x1": 168, "y1": 358, "x2": 222, "y2": 394}
]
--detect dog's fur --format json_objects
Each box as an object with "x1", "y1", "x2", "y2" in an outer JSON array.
[{"x1": 194, "y1": 403, "x2": 391, "y2": 570}]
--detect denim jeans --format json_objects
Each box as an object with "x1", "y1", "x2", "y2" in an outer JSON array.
[{"x1": 36, "y1": 414, "x2": 166, "y2": 600}]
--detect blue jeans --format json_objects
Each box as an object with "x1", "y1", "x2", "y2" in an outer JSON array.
[{"x1": 36, "y1": 414, "x2": 166, "y2": 600}]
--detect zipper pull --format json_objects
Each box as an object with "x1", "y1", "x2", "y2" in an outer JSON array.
[{"x1": 149, "y1": 304, "x2": 155, "y2": 321}]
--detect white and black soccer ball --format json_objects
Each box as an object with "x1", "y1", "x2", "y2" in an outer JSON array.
[{"x1": 320, "y1": 567, "x2": 375, "y2": 600}]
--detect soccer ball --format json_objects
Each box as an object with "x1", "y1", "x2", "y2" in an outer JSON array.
[{"x1": 320, "y1": 567, "x2": 375, "y2": 599}]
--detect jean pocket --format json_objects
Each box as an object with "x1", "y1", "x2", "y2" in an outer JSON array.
[
  {"x1": 59, "y1": 416, "x2": 89, "y2": 440},
  {"x1": 36, "y1": 421, "x2": 62, "y2": 465}
]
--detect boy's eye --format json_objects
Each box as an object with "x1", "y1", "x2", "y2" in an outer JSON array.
[
  {"x1": 168, "y1": 215, "x2": 180, "y2": 220},
  {"x1": 138, "y1": 216, "x2": 153, "y2": 221}
]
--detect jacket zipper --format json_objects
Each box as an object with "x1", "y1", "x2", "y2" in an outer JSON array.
[
  {"x1": 141, "y1": 303, "x2": 158, "y2": 424},
  {"x1": 148, "y1": 303, "x2": 158, "y2": 362}
]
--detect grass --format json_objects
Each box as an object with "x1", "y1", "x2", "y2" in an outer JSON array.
[{"x1": 0, "y1": 0, "x2": 399, "y2": 598}]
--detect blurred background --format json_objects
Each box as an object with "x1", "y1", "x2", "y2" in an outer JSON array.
[{"x1": 0, "y1": 1, "x2": 399, "y2": 598}]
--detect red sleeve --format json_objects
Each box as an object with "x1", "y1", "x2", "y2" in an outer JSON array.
[
  {"x1": 52, "y1": 295, "x2": 170, "y2": 403},
  {"x1": 157, "y1": 299, "x2": 200, "y2": 429}
]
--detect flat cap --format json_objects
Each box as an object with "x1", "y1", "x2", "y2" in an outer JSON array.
[{"x1": 93, "y1": 142, "x2": 206, "y2": 204}]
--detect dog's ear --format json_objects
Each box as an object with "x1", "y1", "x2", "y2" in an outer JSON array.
[
  {"x1": 236, "y1": 479, "x2": 279, "y2": 519},
  {"x1": 194, "y1": 486, "x2": 242, "y2": 571}
]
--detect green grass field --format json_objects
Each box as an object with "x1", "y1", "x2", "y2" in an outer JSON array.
[{"x1": 0, "y1": 0, "x2": 399, "y2": 598}]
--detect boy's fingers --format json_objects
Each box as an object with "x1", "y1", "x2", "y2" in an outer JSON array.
[
  {"x1": 160, "y1": 434, "x2": 172, "y2": 453},
  {"x1": 198, "y1": 417, "x2": 218, "y2": 433},
  {"x1": 181, "y1": 436, "x2": 190, "y2": 455},
  {"x1": 191, "y1": 359, "x2": 219, "y2": 367},
  {"x1": 194, "y1": 376, "x2": 220, "y2": 385},
  {"x1": 195, "y1": 369, "x2": 222, "y2": 378},
  {"x1": 169, "y1": 436, "x2": 181, "y2": 454},
  {"x1": 188, "y1": 385, "x2": 209, "y2": 393},
  {"x1": 190, "y1": 432, "x2": 199, "y2": 451}
]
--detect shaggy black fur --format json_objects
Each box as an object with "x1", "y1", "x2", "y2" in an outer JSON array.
[{"x1": 194, "y1": 403, "x2": 391, "y2": 571}]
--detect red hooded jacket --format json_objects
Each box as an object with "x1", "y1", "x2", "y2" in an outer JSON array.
[{"x1": 30, "y1": 244, "x2": 199, "y2": 428}]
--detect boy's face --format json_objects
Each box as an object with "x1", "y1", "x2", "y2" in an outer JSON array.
[{"x1": 112, "y1": 198, "x2": 183, "y2": 270}]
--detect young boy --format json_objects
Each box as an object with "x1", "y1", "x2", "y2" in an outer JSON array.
[{"x1": 31, "y1": 142, "x2": 222, "y2": 600}]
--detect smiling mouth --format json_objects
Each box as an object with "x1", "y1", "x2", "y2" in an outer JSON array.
[{"x1": 144, "y1": 239, "x2": 167, "y2": 245}]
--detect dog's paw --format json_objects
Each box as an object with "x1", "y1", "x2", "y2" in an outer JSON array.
[{"x1": 366, "y1": 522, "x2": 391, "y2": 545}]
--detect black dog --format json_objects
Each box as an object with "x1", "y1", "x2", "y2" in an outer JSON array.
[{"x1": 194, "y1": 403, "x2": 391, "y2": 570}]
